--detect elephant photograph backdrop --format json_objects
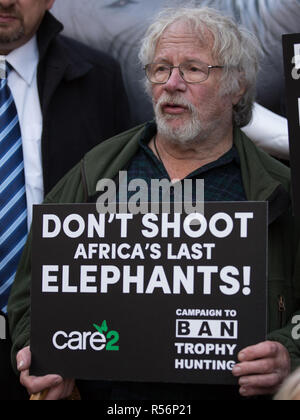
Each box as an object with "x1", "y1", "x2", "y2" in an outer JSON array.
[{"x1": 51, "y1": 0, "x2": 300, "y2": 125}]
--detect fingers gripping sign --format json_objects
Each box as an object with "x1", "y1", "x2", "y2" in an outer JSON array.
[
  {"x1": 17, "y1": 347, "x2": 75, "y2": 400},
  {"x1": 232, "y1": 341, "x2": 291, "y2": 397}
]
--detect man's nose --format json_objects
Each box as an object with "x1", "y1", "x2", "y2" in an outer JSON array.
[
  {"x1": 164, "y1": 67, "x2": 187, "y2": 93},
  {"x1": 0, "y1": 0, "x2": 17, "y2": 8}
]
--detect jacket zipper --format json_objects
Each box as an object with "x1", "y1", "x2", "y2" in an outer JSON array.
[{"x1": 278, "y1": 295, "x2": 286, "y2": 328}]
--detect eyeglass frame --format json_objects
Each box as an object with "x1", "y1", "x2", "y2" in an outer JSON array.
[{"x1": 144, "y1": 61, "x2": 225, "y2": 85}]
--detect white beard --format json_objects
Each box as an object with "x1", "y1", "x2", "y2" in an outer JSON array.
[{"x1": 154, "y1": 93, "x2": 218, "y2": 145}]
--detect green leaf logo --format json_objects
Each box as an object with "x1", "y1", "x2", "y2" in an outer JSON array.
[
  {"x1": 93, "y1": 320, "x2": 108, "y2": 334},
  {"x1": 93, "y1": 320, "x2": 120, "y2": 351}
]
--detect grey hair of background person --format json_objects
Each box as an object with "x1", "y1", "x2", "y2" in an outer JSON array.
[
  {"x1": 138, "y1": 7, "x2": 261, "y2": 128},
  {"x1": 52, "y1": 0, "x2": 300, "y2": 126}
]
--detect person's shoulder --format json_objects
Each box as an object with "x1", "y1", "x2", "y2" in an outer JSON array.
[
  {"x1": 239, "y1": 129, "x2": 291, "y2": 190},
  {"x1": 56, "y1": 34, "x2": 119, "y2": 72},
  {"x1": 85, "y1": 123, "x2": 147, "y2": 161},
  {"x1": 251, "y1": 139, "x2": 290, "y2": 185}
]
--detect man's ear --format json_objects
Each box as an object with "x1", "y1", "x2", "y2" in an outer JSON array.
[
  {"x1": 232, "y1": 73, "x2": 247, "y2": 106},
  {"x1": 232, "y1": 83, "x2": 246, "y2": 106}
]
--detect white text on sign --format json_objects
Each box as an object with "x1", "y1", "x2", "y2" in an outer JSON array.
[{"x1": 176, "y1": 319, "x2": 238, "y2": 339}]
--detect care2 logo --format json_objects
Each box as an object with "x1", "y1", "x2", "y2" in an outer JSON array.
[{"x1": 52, "y1": 320, "x2": 120, "y2": 352}]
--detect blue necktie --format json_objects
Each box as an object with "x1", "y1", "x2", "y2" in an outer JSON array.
[{"x1": 0, "y1": 62, "x2": 28, "y2": 313}]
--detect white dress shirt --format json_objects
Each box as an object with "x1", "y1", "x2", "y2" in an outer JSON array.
[{"x1": 6, "y1": 36, "x2": 44, "y2": 229}]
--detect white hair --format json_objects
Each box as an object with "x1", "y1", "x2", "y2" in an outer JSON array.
[{"x1": 138, "y1": 7, "x2": 262, "y2": 127}]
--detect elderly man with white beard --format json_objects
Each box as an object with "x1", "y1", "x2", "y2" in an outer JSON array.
[{"x1": 8, "y1": 7, "x2": 300, "y2": 400}]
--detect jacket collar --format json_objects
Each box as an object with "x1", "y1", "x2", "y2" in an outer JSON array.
[
  {"x1": 36, "y1": 12, "x2": 93, "y2": 112},
  {"x1": 37, "y1": 11, "x2": 93, "y2": 77},
  {"x1": 36, "y1": 11, "x2": 63, "y2": 62}
]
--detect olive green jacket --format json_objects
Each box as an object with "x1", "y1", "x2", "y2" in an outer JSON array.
[{"x1": 8, "y1": 123, "x2": 300, "y2": 372}]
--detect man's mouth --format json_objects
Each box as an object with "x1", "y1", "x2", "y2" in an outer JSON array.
[
  {"x1": 0, "y1": 14, "x2": 18, "y2": 24},
  {"x1": 162, "y1": 103, "x2": 188, "y2": 115}
]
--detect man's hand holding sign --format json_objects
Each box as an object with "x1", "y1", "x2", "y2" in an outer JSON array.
[
  {"x1": 17, "y1": 347, "x2": 74, "y2": 400},
  {"x1": 7, "y1": 7, "x2": 300, "y2": 400},
  {"x1": 16, "y1": 343, "x2": 291, "y2": 399},
  {"x1": 233, "y1": 342, "x2": 291, "y2": 397}
]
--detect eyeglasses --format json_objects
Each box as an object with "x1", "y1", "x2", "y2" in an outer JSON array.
[{"x1": 144, "y1": 61, "x2": 224, "y2": 84}]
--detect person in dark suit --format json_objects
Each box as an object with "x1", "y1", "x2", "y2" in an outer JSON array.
[{"x1": 0, "y1": 0, "x2": 131, "y2": 400}]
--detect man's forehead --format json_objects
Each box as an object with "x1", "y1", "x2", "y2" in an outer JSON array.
[{"x1": 154, "y1": 20, "x2": 214, "y2": 60}]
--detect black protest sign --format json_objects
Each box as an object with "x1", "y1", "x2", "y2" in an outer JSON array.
[
  {"x1": 282, "y1": 33, "x2": 300, "y2": 217},
  {"x1": 31, "y1": 203, "x2": 268, "y2": 385}
]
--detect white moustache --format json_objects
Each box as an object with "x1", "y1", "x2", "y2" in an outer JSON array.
[{"x1": 156, "y1": 94, "x2": 196, "y2": 114}]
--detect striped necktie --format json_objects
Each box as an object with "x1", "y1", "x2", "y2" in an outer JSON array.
[{"x1": 0, "y1": 61, "x2": 28, "y2": 313}]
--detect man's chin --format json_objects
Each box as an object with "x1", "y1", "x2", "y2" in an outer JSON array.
[
  {"x1": 160, "y1": 114, "x2": 190, "y2": 129},
  {"x1": 0, "y1": 25, "x2": 24, "y2": 46},
  {"x1": 156, "y1": 120, "x2": 202, "y2": 145}
]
